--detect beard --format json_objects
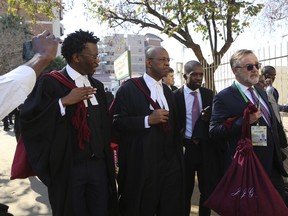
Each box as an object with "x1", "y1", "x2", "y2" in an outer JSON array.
[{"x1": 236, "y1": 71, "x2": 259, "y2": 86}]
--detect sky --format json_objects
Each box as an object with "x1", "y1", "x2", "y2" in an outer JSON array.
[{"x1": 61, "y1": 0, "x2": 288, "y2": 67}]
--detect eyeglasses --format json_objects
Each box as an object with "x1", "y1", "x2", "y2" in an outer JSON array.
[
  {"x1": 236, "y1": 63, "x2": 262, "y2": 71},
  {"x1": 79, "y1": 54, "x2": 99, "y2": 60},
  {"x1": 149, "y1": 57, "x2": 171, "y2": 63}
]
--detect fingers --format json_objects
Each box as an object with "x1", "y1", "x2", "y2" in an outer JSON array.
[
  {"x1": 46, "y1": 34, "x2": 62, "y2": 43},
  {"x1": 78, "y1": 87, "x2": 96, "y2": 101},
  {"x1": 37, "y1": 30, "x2": 50, "y2": 38},
  {"x1": 149, "y1": 109, "x2": 169, "y2": 125},
  {"x1": 46, "y1": 34, "x2": 55, "y2": 39},
  {"x1": 36, "y1": 30, "x2": 62, "y2": 43}
]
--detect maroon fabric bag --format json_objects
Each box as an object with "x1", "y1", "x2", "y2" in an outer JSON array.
[
  {"x1": 204, "y1": 101, "x2": 288, "y2": 216},
  {"x1": 10, "y1": 135, "x2": 35, "y2": 179}
]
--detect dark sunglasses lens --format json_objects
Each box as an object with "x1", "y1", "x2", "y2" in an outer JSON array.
[
  {"x1": 246, "y1": 64, "x2": 260, "y2": 71},
  {"x1": 246, "y1": 64, "x2": 254, "y2": 71}
]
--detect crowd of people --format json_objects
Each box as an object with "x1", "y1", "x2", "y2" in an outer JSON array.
[{"x1": 1, "y1": 29, "x2": 288, "y2": 216}]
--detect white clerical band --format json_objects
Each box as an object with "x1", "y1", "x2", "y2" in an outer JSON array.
[{"x1": 76, "y1": 76, "x2": 98, "y2": 107}]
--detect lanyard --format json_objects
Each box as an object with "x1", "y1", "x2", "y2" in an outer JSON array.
[{"x1": 234, "y1": 81, "x2": 260, "y2": 110}]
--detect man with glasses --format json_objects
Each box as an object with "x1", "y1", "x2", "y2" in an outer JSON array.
[
  {"x1": 20, "y1": 29, "x2": 118, "y2": 215},
  {"x1": 112, "y1": 46, "x2": 184, "y2": 215},
  {"x1": 209, "y1": 49, "x2": 288, "y2": 205}
]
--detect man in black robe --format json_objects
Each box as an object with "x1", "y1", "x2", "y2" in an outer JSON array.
[
  {"x1": 20, "y1": 30, "x2": 118, "y2": 216},
  {"x1": 112, "y1": 46, "x2": 184, "y2": 216}
]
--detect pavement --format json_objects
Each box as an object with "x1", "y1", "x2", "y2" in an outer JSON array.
[
  {"x1": 1, "y1": 114, "x2": 288, "y2": 216},
  {"x1": 0, "y1": 122, "x2": 51, "y2": 216}
]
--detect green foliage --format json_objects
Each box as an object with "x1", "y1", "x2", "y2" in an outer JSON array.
[
  {"x1": 1, "y1": 0, "x2": 268, "y2": 90},
  {"x1": 42, "y1": 56, "x2": 67, "y2": 74},
  {"x1": 85, "y1": 0, "x2": 264, "y2": 90},
  {"x1": 0, "y1": 13, "x2": 32, "y2": 75},
  {"x1": 6, "y1": 0, "x2": 63, "y2": 23}
]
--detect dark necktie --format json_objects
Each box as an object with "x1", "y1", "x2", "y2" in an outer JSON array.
[
  {"x1": 248, "y1": 87, "x2": 271, "y2": 127},
  {"x1": 191, "y1": 91, "x2": 200, "y2": 132}
]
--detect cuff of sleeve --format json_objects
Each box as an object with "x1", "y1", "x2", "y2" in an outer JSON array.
[
  {"x1": 145, "y1": 115, "x2": 150, "y2": 128},
  {"x1": 58, "y1": 99, "x2": 66, "y2": 116}
]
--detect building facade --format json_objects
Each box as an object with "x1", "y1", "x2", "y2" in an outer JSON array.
[
  {"x1": 0, "y1": 0, "x2": 63, "y2": 56},
  {"x1": 94, "y1": 33, "x2": 163, "y2": 93}
]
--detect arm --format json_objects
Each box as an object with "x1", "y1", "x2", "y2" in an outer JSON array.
[
  {"x1": 113, "y1": 84, "x2": 148, "y2": 132},
  {"x1": 24, "y1": 30, "x2": 61, "y2": 77},
  {"x1": 209, "y1": 94, "x2": 243, "y2": 140},
  {"x1": 0, "y1": 30, "x2": 60, "y2": 120}
]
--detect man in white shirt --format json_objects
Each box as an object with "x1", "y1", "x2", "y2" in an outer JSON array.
[
  {"x1": 174, "y1": 60, "x2": 217, "y2": 216},
  {"x1": 112, "y1": 46, "x2": 184, "y2": 216},
  {"x1": 0, "y1": 30, "x2": 60, "y2": 120}
]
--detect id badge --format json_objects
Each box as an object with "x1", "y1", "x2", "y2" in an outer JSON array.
[{"x1": 251, "y1": 125, "x2": 267, "y2": 146}]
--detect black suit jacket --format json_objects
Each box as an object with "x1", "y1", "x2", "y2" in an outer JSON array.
[
  {"x1": 210, "y1": 82, "x2": 287, "y2": 177},
  {"x1": 174, "y1": 86, "x2": 213, "y2": 142},
  {"x1": 174, "y1": 86, "x2": 222, "y2": 199}
]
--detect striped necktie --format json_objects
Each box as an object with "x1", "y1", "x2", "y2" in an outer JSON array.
[{"x1": 248, "y1": 87, "x2": 271, "y2": 127}]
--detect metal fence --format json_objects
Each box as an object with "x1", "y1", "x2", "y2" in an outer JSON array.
[{"x1": 213, "y1": 42, "x2": 288, "y2": 105}]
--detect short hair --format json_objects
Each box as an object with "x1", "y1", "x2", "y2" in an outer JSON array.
[
  {"x1": 61, "y1": 29, "x2": 100, "y2": 64},
  {"x1": 169, "y1": 67, "x2": 174, "y2": 73},
  {"x1": 184, "y1": 60, "x2": 202, "y2": 74},
  {"x1": 230, "y1": 49, "x2": 254, "y2": 68},
  {"x1": 261, "y1": 65, "x2": 276, "y2": 76},
  {"x1": 145, "y1": 46, "x2": 165, "y2": 59}
]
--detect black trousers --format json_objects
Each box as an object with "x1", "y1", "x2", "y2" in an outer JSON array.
[
  {"x1": 71, "y1": 158, "x2": 108, "y2": 216},
  {"x1": 184, "y1": 140, "x2": 211, "y2": 216},
  {"x1": 139, "y1": 154, "x2": 183, "y2": 216}
]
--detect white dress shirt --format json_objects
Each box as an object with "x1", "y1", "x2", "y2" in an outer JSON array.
[
  {"x1": 143, "y1": 73, "x2": 169, "y2": 128},
  {"x1": 184, "y1": 85, "x2": 202, "y2": 138},
  {"x1": 143, "y1": 73, "x2": 169, "y2": 110},
  {"x1": 0, "y1": 65, "x2": 36, "y2": 120}
]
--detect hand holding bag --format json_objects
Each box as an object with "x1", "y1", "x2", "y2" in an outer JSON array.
[{"x1": 204, "y1": 101, "x2": 288, "y2": 216}]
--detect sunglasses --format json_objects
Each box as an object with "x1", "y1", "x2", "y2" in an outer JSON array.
[{"x1": 236, "y1": 63, "x2": 262, "y2": 71}]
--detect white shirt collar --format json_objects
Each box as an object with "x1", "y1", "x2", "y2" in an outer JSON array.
[
  {"x1": 143, "y1": 73, "x2": 162, "y2": 89},
  {"x1": 184, "y1": 84, "x2": 200, "y2": 95},
  {"x1": 143, "y1": 73, "x2": 168, "y2": 110},
  {"x1": 234, "y1": 80, "x2": 254, "y2": 93},
  {"x1": 66, "y1": 64, "x2": 87, "y2": 81}
]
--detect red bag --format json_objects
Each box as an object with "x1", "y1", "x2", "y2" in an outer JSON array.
[
  {"x1": 204, "y1": 102, "x2": 288, "y2": 216},
  {"x1": 10, "y1": 135, "x2": 35, "y2": 180}
]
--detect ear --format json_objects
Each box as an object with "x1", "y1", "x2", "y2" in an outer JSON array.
[
  {"x1": 183, "y1": 73, "x2": 187, "y2": 80},
  {"x1": 72, "y1": 53, "x2": 81, "y2": 63},
  {"x1": 146, "y1": 58, "x2": 153, "y2": 69}
]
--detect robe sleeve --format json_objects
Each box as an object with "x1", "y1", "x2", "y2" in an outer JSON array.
[{"x1": 20, "y1": 76, "x2": 69, "y2": 186}]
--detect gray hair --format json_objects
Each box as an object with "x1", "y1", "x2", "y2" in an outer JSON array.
[{"x1": 230, "y1": 49, "x2": 255, "y2": 68}]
